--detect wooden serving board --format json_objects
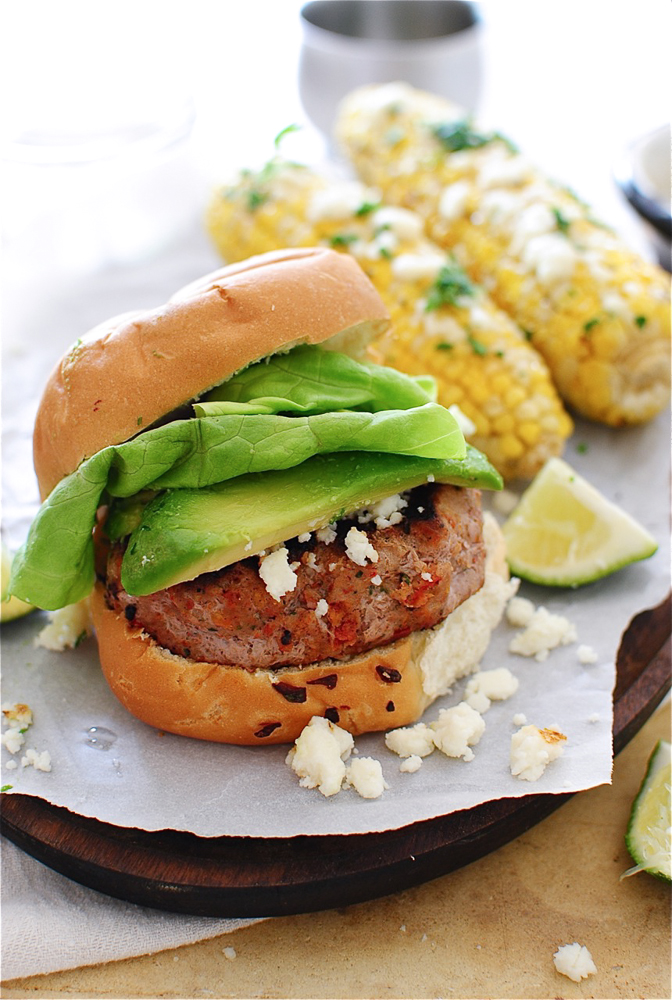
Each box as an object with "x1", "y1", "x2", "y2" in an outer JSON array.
[{"x1": 2, "y1": 594, "x2": 670, "y2": 918}]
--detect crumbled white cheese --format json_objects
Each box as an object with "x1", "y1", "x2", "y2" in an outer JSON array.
[
  {"x1": 35, "y1": 601, "x2": 91, "y2": 652},
  {"x1": 478, "y1": 153, "x2": 531, "y2": 190},
  {"x1": 345, "y1": 756, "x2": 388, "y2": 799},
  {"x1": 505, "y1": 595, "x2": 535, "y2": 627},
  {"x1": 371, "y1": 205, "x2": 424, "y2": 242},
  {"x1": 223, "y1": 946, "x2": 237, "y2": 961},
  {"x1": 305, "y1": 552, "x2": 318, "y2": 569},
  {"x1": 588, "y1": 713, "x2": 600, "y2": 724},
  {"x1": 307, "y1": 181, "x2": 375, "y2": 222},
  {"x1": 464, "y1": 668, "x2": 519, "y2": 714},
  {"x1": 431, "y1": 703, "x2": 486, "y2": 762},
  {"x1": 420, "y1": 572, "x2": 433, "y2": 582},
  {"x1": 314, "y1": 599, "x2": 329, "y2": 619},
  {"x1": 258, "y1": 547, "x2": 298, "y2": 602},
  {"x1": 391, "y1": 252, "x2": 446, "y2": 283},
  {"x1": 510, "y1": 724, "x2": 566, "y2": 781},
  {"x1": 2, "y1": 703, "x2": 33, "y2": 727},
  {"x1": 1, "y1": 728, "x2": 26, "y2": 755},
  {"x1": 509, "y1": 606, "x2": 577, "y2": 661},
  {"x1": 286, "y1": 716, "x2": 354, "y2": 797},
  {"x1": 5, "y1": 760, "x2": 17, "y2": 770},
  {"x1": 21, "y1": 748, "x2": 52, "y2": 772},
  {"x1": 371, "y1": 574, "x2": 382, "y2": 586},
  {"x1": 512, "y1": 712, "x2": 528, "y2": 727},
  {"x1": 553, "y1": 942, "x2": 597, "y2": 983},
  {"x1": 297, "y1": 532, "x2": 312, "y2": 544},
  {"x1": 344, "y1": 527, "x2": 378, "y2": 567},
  {"x1": 356, "y1": 493, "x2": 408, "y2": 529},
  {"x1": 385, "y1": 722, "x2": 436, "y2": 758},
  {"x1": 316, "y1": 524, "x2": 337, "y2": 545},
  {"x1": 438, "y1": 180, "x2": 470, "y2": 221},
  {"x1": 521, "y1": 232, "x2": 578, "y2": 286},
  {"x1": 509, "y1": 202, "x2": 556, "y2": 254},
  {"x1": 328, "y1": 562, "x2": 337, "y2": 572},
  {"x1": 399, "y1": 755, "x2": 423, "y2": 773},
  {"x1": 577, "y1": 644, "x2": 598, "y2": 665},
  {"x1": 602, "y1": 290, "x2": 631, "y2": 321}
]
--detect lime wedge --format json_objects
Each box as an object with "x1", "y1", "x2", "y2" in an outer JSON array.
[
  {"x1": 1, "y1": 542, "x2": 35, "y2": 623},
  {"x1": 623, "y1": 739, "x2": 671, "y2": 883},
  {"x1": 502, "y1": 457, "x2": 658, "y2": 586}
]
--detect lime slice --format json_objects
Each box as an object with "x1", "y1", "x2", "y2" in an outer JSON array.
[
  {"x1": 502, "y1": 457, "x2": 658, "y2": 586},
  {"x1": 1, "y1": 541, "x2": 35, "y2": 623},
  {"x1": 623, "y1": 739, "x2": 671, "y2": 883}
]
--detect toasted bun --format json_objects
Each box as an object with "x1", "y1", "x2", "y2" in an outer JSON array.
[
  {"x1": 33, "y1": 248, "x2": 390, "y2": 499},
  {"x1": 89, "y1": 515, "x2": 517, "y2": 745}
]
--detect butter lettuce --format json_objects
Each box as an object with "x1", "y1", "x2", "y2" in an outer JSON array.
[
  {"x1": 194, "y1": 344, "x2": 437, "y2": 417},
  {"x1": 9, "y1": 403, "x2": 470, "y2": 610}
]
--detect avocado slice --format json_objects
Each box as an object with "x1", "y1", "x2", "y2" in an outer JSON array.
[{"x1": 120, "y1": 448, "x2": 501, "y2": 596}]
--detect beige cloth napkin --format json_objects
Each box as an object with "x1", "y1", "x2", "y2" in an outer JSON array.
[{"x1": 0, "y1": 837, "x2": 263, "y2": 981}]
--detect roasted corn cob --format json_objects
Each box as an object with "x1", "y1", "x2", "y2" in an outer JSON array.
[
  {"x1": 335, "y1": 83, "x2": 671, "y2": 427},
  {"x1": 207, "y1": 157, "x2": 573, "y2": 480}
]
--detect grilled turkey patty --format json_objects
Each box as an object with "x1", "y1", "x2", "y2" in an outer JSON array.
[{"x1": 104, "y1": 483, "x2": 485, "y2": 669}]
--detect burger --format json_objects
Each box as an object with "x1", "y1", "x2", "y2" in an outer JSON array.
[{"x1": 9, "y1": 247, "x2": 514, "y2": 745}]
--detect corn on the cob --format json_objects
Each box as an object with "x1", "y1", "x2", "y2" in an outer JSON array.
[
  {"x1": 335, "y1": 82, "x2": 671, "y2": 427},
  {"x1": 207, "y1": 157, "x2": 573, "y2": 480}
]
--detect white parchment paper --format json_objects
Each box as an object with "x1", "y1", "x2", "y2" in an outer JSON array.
[{"x1": 2, "y1": 226, "x2": 670, "y2": 839}]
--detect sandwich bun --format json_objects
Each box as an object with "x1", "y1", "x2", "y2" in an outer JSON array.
[
  {"x1": 90, "y1": 514, "x2": 516, "y2": 745},
  {"x1": 33, "y1": 247, "x2": 390, "y2": 500}
]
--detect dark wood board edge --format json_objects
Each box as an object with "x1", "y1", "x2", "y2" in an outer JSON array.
[{"x1": 2, "y1": 594, "x2": 670, "y2": 918}]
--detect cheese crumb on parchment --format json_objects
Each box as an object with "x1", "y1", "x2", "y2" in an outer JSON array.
[
  {"x1": 35, "y1": 601, "x2": 91, "y2": 651},
  {"x1": 431, "y1": 703, "x2": 486, "y2": 761},
  {"x1": 508, "y1": 605, "x2": 577, "y2": 662},
  {"x1": 464, "y1": 668, "x2": 519, "y2": 714},
  {"x1": 21, "y1": 748, "x2": 52, "y2": 772},
  {"x1": 2, "y1": 703, "x2": 33, "y2": 727},
  {"x1": 553, "y1": 942, "x2": 597, "y2": 983},
  {"x1": 510, "y1": 724, "x2": 567, "y2": 781},
  {"x1": 399, "y1": 754, "x2": 423, "y2": 773},
  {"x1": 345, "y1": 757, "x2": 389, "y2": 798},
  {"x1": 385, "y1": 723, "x2": 435, "y2": 758}
]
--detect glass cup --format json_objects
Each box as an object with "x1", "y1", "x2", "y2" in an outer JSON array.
[{"x1": 299, "y1": 0, "x2": 483, "y2": 137}]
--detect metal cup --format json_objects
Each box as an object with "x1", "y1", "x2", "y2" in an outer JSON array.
[{"x1": 299, "y1": 0, "x2": 483, "y2": 136}]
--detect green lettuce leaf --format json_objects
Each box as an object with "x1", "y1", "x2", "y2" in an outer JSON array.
[
  {"x1": 194, "y1": 344, "x2": 436, "y2": 416},
  {"x1": 9, "y1": 403, "x2": 466, "y2": 610}
]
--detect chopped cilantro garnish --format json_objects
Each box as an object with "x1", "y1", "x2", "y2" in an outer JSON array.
[
  {"x1": 576, "y1": 442, "x2": 589, "y2": 454},
  {"x1": 379, "y1": 246, "x2": 392, "y2": 260},
  {"x1": 355, "y1": 201, "x2": 380, "y2": 217},
  {"x1": 467, "y1": 334, "x2": 487, "y2": 357},
  {"x1": 247, "y1": 189, "x2": 268, "y2": 211},
  {"x1": 74, "y1": 629, "x2": 88, "y2": 648},
  {"x1": 583, "y1": 317, "x2": 600, "y2": 334},
  {"x1": 435, "y1": 341, "x2": 454, "y2": 351},
  {"x1": 635, "y1": 315, "x2": 647, "y2": 328},
  {"x1": 522, "y1": 328, "x2": 534, "y2": 342},
  {"x1": 432, "y1": 120, "x2": 515, "y2": 154},
  {"x1": 425, "y1": 262, "x2": 476, "y2": 311},
  {"x1": 552, "y1": 207, "x2": 571, "y2": 233},
  {"x1": 273, "y1": 123, "x2": 301, "y2": 149},
  {"x1": 329, "y1": 233, "x2": 359, "y2": 248},
  {"x1": 1, "y1": 785, "x2": 12, "y2": 793}
]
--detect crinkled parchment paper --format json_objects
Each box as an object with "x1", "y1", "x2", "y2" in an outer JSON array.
[{"x1": 2, "y1": 233, "x2": 669, "y2": 838}]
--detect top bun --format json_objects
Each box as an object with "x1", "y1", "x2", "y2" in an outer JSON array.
[{"x1": 33, "y1": 248, "x2": 390, "y2": 499}]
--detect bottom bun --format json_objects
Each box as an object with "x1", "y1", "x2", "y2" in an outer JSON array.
[{"x1": 90, "y1": 514, "x2": 517, "y2": 745}]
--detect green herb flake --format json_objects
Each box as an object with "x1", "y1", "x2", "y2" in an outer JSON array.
[
  {"x1": 635, "y1": 315, "x2": 647, "y2": 328},
  {"x1": 379, "y1": 246, "x2": 392, "y2": 260},
  {"x1": 552, "y1": 207, "x2": 571, "y2": 233},
  {"x1": 329, "y1": 233, "x2": 359, "y2": 248},
  {"x1": 273, "y1": 123, "x2": 301, "y2": 149},
  {"x1": 576, "y1": 442, "x2": 589, "y2": 454},
  {"x1": 425, "y1": 262, "x2": 476, "y2": 311},
  {"x1": 1, "y1": 785, "x2": 12, "y2": 793},
  {"x1": 468, "y1": 334, "x2": 487, "y2": 357},
  {"x1": 522, "y1": 328, "x2": 534, "y2": 342},
  {"x1": 355, "y1": 201, "x2": 380, "y2": 217},
  {"x1": 137, "y1": 416, "x2": 143, "y2": 427},
  {"x1": 583, "y1": 317, "x2": 600, "y2": 334},
  {"x1": 435, "y1": 341, "x2": 453, "y2": 351},
  {"x1": 247, "y1": 189, "x2": 268, "y2": 212},
  {"x1": 432, "y1": 120, "x2": 514, "y2": 154},
  {"x1": 74, "y1": 629, "x2": 88, "y2": 648}
]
